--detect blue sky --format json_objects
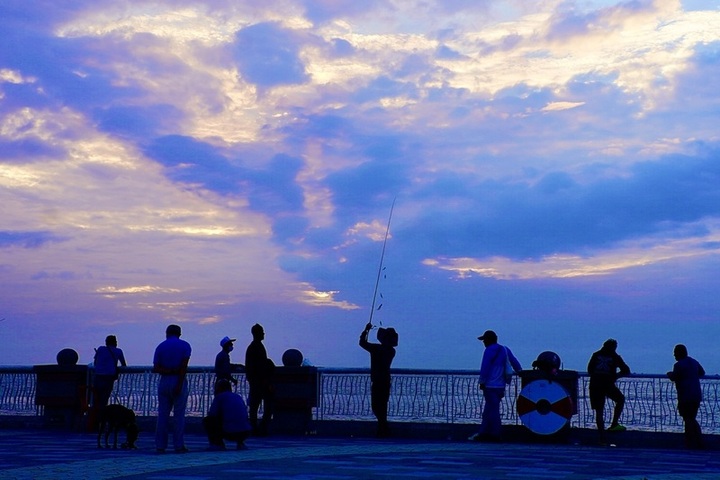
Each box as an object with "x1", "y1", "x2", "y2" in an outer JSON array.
[{"x1": 1, "y1": 0, "x2": 720, "y2": 374}]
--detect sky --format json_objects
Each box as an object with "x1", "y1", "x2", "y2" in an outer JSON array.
[{"x1": 2, "y1": 0, "x2": 720, "y2": 374}]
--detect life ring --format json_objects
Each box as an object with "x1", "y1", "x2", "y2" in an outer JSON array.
[{"x1": 516, "y1": 379, "x2": 573, "y2": 435}]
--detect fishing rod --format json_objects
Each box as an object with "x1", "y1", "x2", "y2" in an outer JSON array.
[{"x1": 367, "y1": 197, "x2": 396, "y2": 328}]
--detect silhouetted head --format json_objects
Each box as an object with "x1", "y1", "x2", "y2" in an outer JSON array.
[
  {"x1": 251, "y1": 323, "x2": 264, "y2": 340},
  {"x1": 220, "y1": 336, "x2": 235, "y2": 351},
  {"x1": 378, "y1": 327, "x2": 398, "y2": 347},
  {"x1": 214, "y1": 378, "x2": 233, "y2": 394},
  {"x1": 478, "y1": 330, "x2": 498, "y2": 347},
  {"x1": 166, "y1": 324, "x2": 182, "y2": 338},
  {"x1": 105, "y1": 335, "x2": 118, "y2": 347},
  {"x1": 674, "y1": 344, "x2": 688, "y2": 360},
  {"x1": 602, "y1": 338, "x2": 618, "y2": 352}
]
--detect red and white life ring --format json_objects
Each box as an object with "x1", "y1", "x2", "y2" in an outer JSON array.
[{"x1": 516, "y1": 379, "x2": 573, "y2": 435}]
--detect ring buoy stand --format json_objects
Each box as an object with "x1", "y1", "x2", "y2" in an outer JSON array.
[{"x1": 516, "y1": 379, "x2": 573, "y2": 435}]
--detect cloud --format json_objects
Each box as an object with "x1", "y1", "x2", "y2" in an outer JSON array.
[
  {"x1": 96, "y1": 285, "x2": 182, "y2": 295},
  {"x1": 300, "y1": 0, "x2": 387, "y2": 24},
  {"x1": 93, "y1": 104, "x2": 183, "y2": 139},
  {"x1": 0, "y1": 231, "x2": 60, "y2": 248},
  {"x1": 143, "y1": 135, "x2": 244, "y2": 194},
  {"x1": 398, "y1": 145, "x2": 720, "y2": 263},
  {"x1": 232, "y1": 22, "x2": 309, "y2": 88}
]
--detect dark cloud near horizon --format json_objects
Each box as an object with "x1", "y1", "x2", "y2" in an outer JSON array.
[{"x1": 399, "y1": 148, "x2": 720, "y2": 260}]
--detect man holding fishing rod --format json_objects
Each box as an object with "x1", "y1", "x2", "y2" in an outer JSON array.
[
  {"x1": 360, "y1": 322, "x2": 398, "y2": 438},
  {"x1": 359, "y1": 199, "x2": 398, "y2": 437}
]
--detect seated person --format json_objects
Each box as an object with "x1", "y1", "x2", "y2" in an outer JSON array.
[{"x1": 203, "y1": 379, "x2": 252, "y2": 450}]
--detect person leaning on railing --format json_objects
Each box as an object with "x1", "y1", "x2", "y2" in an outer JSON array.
[
  {"x1": 667, "y1": 344, "x2": 705, "y2": 449},
  {"x1": 587, "y1": 338, "x2": 631, "y2": 445},
  {"x1": 93, "y1": 335, "x2": 127, "y2": 413}
]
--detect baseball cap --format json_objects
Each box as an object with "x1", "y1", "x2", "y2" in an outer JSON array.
[
  {"x1": 477, "y1": 330, "x2": 497, "y2": 341},
  {"x1": 220, "y1": 336, "x2": 236, "y2": 347}
]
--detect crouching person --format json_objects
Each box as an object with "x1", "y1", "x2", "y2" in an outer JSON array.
[{"x1": 203, "y1": 379, "x2": 252, "y2": 450}]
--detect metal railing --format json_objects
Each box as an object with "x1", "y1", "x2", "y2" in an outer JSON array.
[{"x1": 2, "y1": 366, "x2": 719, "y2": 434}]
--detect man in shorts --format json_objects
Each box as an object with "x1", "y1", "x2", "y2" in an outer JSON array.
[{"x1": 587, "y1": 338, "x2": 631, "y2": 444}]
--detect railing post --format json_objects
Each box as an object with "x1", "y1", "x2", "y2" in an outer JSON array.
[
  {"x1": 447, "y1": 373, "x2": 452, "y2": 424},
  {"x1": 144, "y1": 369, "x2": 150, "y2": 417},
  {"x1": 317, "y1": 369, "x2": 323, "y2": 421}
]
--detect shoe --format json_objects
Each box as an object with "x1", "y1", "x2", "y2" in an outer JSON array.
[
  {"x1": 174, "y1": 446, "x2": 190, "y2": 454},
  {"x1": 236, "y1": 442, "x2": 248, "y2": 450},
  {"x1": 608, "y1": 424, "x2": 626, "y2": 432},
  {"x1": 155, "y1": 448, "x2": 166, "y2": 454},
  {"x1": 468, "y1": 433, "x2": 482, "y2": 441}
]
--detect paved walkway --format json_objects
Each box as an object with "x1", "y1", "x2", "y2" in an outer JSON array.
[{"x1": 1, "y1": 429, "x2": 719, "y2": 480}]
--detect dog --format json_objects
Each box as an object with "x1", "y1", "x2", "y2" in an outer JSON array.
[{"x1": 97, "y1": 404, "x2": 139, "y2": 449}]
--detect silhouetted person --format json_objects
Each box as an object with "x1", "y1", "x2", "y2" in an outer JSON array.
[
  {"x1": 667, "y1": 344, "x2": 705, "y2": 449},
  {"x1": 93, "y1": 335, "x2": 127, "y2": 412},
  {"x1": 215, "y1": 336, "x2": 242, "y2": 386},
  {"x1": 203, "y1": 379, "x2": 252, "y2": 450},
  {"x1": 587, "y1": 338, "x2": 630, "y2": 444},
  {"x1": 359, "y1": 322, "x2": 397, "y2": 437},
  {"x1": 153, "y1": 324, "x2": 192, "y2": 453},
  {"x1": 469, "y1": 330, "x2": 521, "y2": 441},
  {"x1": 245, "y1": 323, "x2": 274, "y2": 436}
]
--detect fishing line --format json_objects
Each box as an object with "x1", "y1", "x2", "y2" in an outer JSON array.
[{"x1": 368, "y1": 197, "x2": 396, "y2": 328}]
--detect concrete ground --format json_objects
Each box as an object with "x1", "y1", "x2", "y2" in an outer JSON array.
[{"x1": 1, "y1": 425, "x2": 719, "y2": 480}]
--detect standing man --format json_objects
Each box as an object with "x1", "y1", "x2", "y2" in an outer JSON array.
[
  {"x1": 245, "y1": 323, "x2": 274, "y2": 436},
  {"x1": 153, "y1": 324, "x2": 192, "y2": 453},
  {"x1": 667, "y1": 344, "x2": 705, "y2": 449},
  {"x1": 359, "y1": 322, "x2": 398, "y2": 437},
  {"x1": 587, "y1": 338, "x2": 631, "y2": 444},
  {"x1": 93, "y1": 335, "x2": 127, "y2": 411},
  {"x1": 215, "y1": 336, "x2": 241, "y2": 387},
  {"x1": 470, "y1": 329, "x2": 522, "y2": 441}
]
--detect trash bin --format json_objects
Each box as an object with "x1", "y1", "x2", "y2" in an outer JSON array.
[
  {"x1": 272, "y1": 364, "x2": 318, "y2": 435},
  {"x1": 517, "y1": 351, "x2": 578, "y2": 436},
  {"x1": 34, "y1": 360, "x2": 89, "y2": 429}
]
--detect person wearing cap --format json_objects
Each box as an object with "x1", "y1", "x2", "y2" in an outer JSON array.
[
  {"x1": 469, "y1": 330, "x2": 521, "y2": 442},
  {"x1": 587, "y1": 338, "x2": 631, "y2": 444},
  {"x1": 215, "y1": 336, "x2": 242, "y2": 386},
  {"x1": 667, "y1": 344, "x2": 705, "y2": 449},
  {"x1": 245, "y1": 323, "x2": 274, "y2": 436},
  {"x1": 203, "y1": 379, "x2": 252, "y2": 450},
  {"x1": 153, "y1": 324, "x2": 192, "y2": 453}
]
